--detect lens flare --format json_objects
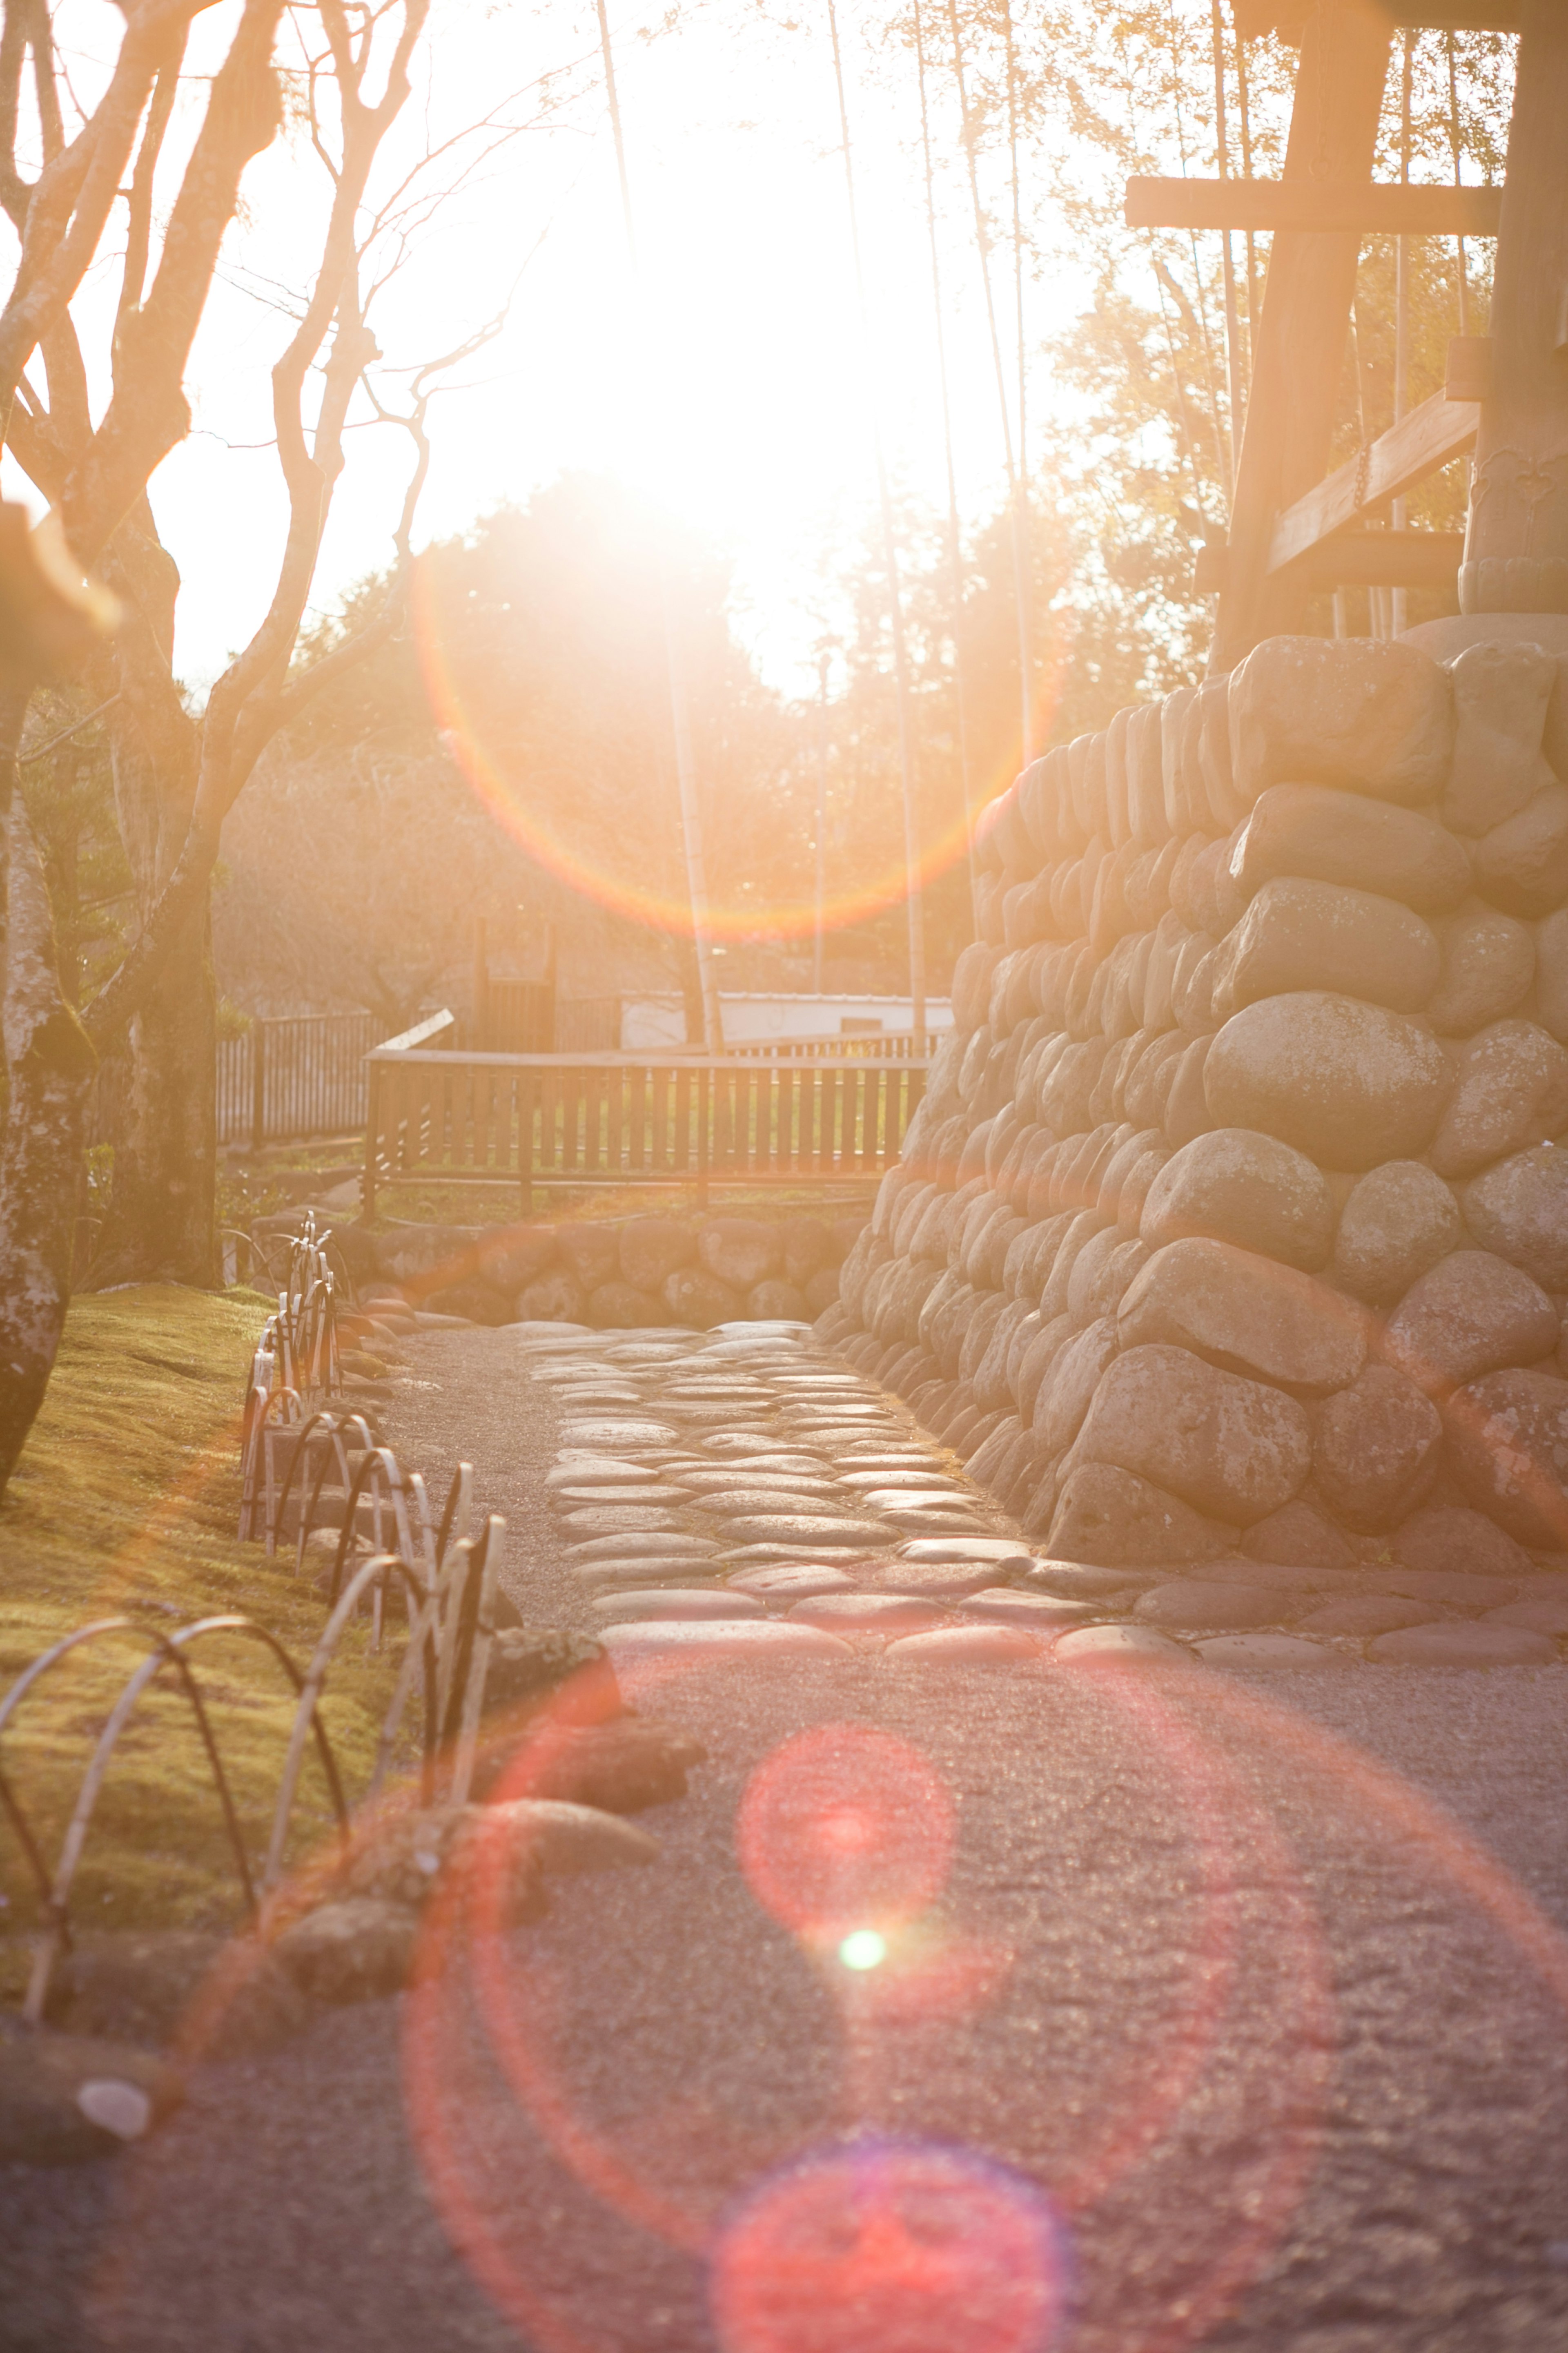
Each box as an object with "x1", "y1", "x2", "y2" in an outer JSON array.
[
  {"x1": 411, "y1": 552, "x2": 1034, "y2": 943},
  {"x1": 736, "y1": 1722, "x2": 956, "y2": 1940},
  {"x1": 710, "y1": 2138, "x2": 1071, "y2": 2353},
  {"x1": 839, "y1": 1929, "x2": 887, "y2": 1970}
]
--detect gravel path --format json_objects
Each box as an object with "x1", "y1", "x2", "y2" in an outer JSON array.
[{"x1": 6, "y1": 1322, "x2": 1568, "y2": 2353}]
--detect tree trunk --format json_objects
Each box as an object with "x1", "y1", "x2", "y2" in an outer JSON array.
[
  {"x1": 90, "y1": 889, "x2": 218, "y2": 1286},
  {"x1": 0, "y1": 799, "x2": 97, "y2": 1493}
]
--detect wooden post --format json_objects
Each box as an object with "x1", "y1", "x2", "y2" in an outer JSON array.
[
  {"x1": 250, "y1": 1019, "x2": 267, "y2": 1155},
  {"x1": 1209, "y1": 1, "x2": 1392, "y2": 673},
  {"x1": 363, "y1": 1057, "x2": 378, "y2": 1224},
  {"x1": 471, "y1": 917, "x2": 488, "y2": 1050},
  {"x1": 1460, "y1": 0, "x2": 1568, "y2": 614}
]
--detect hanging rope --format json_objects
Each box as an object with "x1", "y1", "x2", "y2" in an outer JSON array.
[
  {"x1": 825, "y1": 0, "x2": 926, "y2": 1048},
  {"x1": 944, "y1": 0, "x2": 1033, "y2": 769},
  {"x1": 914, "y1": 0, "x2": 978, "y2": 932},
  {"x1": 594, "y1": 0, "x2": 724, "y2": 1054}
]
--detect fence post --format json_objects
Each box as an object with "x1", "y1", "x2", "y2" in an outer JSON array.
[
  {"x1": 697, "y1": 1062, "x2": 710, "y2": 1211},
  {"x1": 363, "y1": 1057, "x2": 378, "y2": 1224},
  {"x1": 250, "y1": 1020, "x2": 267, "y2": 1154}
]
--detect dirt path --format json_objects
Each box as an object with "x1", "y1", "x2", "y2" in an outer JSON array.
[{"x1": 6, "y1": 1322, "x2": 1568, "y2": 2353}]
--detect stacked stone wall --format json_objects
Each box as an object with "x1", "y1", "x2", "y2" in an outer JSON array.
[{"x1": 818, "y1": 633, "x2": 1568, "y2": 1572}]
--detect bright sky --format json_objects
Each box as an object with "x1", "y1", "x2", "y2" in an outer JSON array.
[{"x1": 4, "y1": 0, "x2": 1087, "y2": 703}]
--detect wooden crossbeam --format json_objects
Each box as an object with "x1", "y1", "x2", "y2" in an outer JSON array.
[
  {"x1": 1125, "y1": 177, "x2": 1502, "y2": 236},
  {"x1": 1266, "y1": 390, "x2": 1480, "y2": 575},
  {"x1": 1234, "y1": 4, "x2": 1517, "y2": 30},
  {"x1": 1288, "y1": 530, "x2": 1467, "y2": 589}
]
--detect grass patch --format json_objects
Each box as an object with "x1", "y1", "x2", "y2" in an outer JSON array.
[{"x1": 0, "y1": 1286, "x2": 406, "y2": 1999}]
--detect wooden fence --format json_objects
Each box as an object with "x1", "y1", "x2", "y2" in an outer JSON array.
[
  {"x1": 363, "y1": 1028, "x2": 924, "y2": 1214},
  {"x1": 217, "y1": 1013, "x2": 383, "y2": 1149}
]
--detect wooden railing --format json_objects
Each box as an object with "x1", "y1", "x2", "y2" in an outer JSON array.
[
  {"x1": 362, "y1": 1043, "x2": 925, "y2": 1213},
  {"x1": 723, "y1": 1030, "x2": 944, "y2": 1062}
]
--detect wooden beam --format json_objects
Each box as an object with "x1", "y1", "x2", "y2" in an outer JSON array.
[
  {"x1": 1234, "y1": 4, "x2": 1516, "y2": 30},
  {"x1": 1125, "y1": 177, "x2": 1502, "y2": 237},
  {"x1": 1211, "y1": 0, "x2": 1393, "y2": 674},
  {"x1": 1290, "y1": 531, "x2": 1466, "y2": 589},
  {"x1": 1267, "y1": 392, "x2": 1480, "y2": 573}
]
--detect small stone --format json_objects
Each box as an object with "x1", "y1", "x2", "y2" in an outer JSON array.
[
  {"x1": 556, "y1": 1223, "x2": 621, "y2": 1292},
  {"x1": 273, "y1": 1898, "x2": 418, "y2": 2005},
  {"x1": 1313, "y1": 1363, "x2": 1443, "y2": 1531},
  {"x1": 958, "y1": 1588, "x2": 1096, "y2": 1628},
  {"x1": 1429, "y1": 1020, "x2": 1568, "y2": 1180},
  {"x1": 1426, "y1": 907, "x2": 1535, "y2": 1035},
  {"x1": 748, "y1": 1280, "x2": 809, "y2": 1320},
  {"x1": 1464, "y1": 1146, "x2": 1568, "y2": 1291},
  {"x1": 1053, "y1": 1624, "x2": 1195, "y2": 1664},
  {"x1": 1195, "y1": 1633, "x2": 1350, "y2": 1669},
  {"x1": 1140, "y1": 1126, "x2": 1334, "y2": 1272},
  {"x1": 482, "y1": 1799, "x2": 659, "y2": 1876},
  {"x1": 1445, "y1": 1367, "x2": 1568, "y2": 1548},
  {"x1": 1242, "y1": 1499, "x2": 1356, "y2": 1570},
  {"x1": 559, "y1": 1506, "x2": 683, "y2": 1534},
  {"x1": 559, "y1": 1419, "x2": 679, "y2": 1447},
  {"x1": 1294, "y1": 1596, "x2": 1442, "y2": 1636},
  {"x1": 717, "y1": 1514, "x2": 887, "y2": 1547},
  {"x1": 487, "y1": 1717, "x2": 706, "y2": 1813},
  {"x1": 567, "y1": 1532, "x2": 719, "y2": 1561},
  {"x1": 1118, "y1": 1236, "x2": 1368, "y2": 1396},
  {"x1": 1077, "y1": 1343, "x2": 1312, "y2": 1523},
  {"x1": 727, "y1": 1565, "x2": 857, "y2": 1599},
  {"x1": 586, "y1": 1282, "x2": 664, "y2": 1329},
  {"x1": 897, "y1": 1537, "x2": 1035, "y2": 1566},
  {"x1": 0, "y1": 2035, "x2": 184, "y2": 2163},
  {"x1": 698, "y1": 1489, "x2": 860, "y2": 1519},
  {"x1": 1391, "y1": 1505, "x2": 1532, "y2": 1581},
  {"x1": 546, "y1": 1457, "x2": 663, "y2": 1487},
  {"x1": 1485, "y1": 1594, "x2": 1568, "y2": 1634},
  {"x1": 883, "y1": 1625, "x2": 1043, "y2": 1664},
  {"x1": 1228, "y1": 636, "x2": 1451, "y2": 806},
  {"x1": 619, "y1": 1217, "x2": 697, "y2": 1292},
  {"x1": 835, "y1": 1469, "x2": 962, "y2": 1492},
  {"x1": 1381, "y1": 1251, "x2": 1558, "y2": 1396},
  {"x1": 1212, "y1": 877, "x2": 1439, "y2": 1018},
  {"x1": 698, "y1": 1219, "x2": 782, "y2": 1290},
  {"x1": 551, "y1": 1486, "x2": 680, "y2": 1508},
  {"x1": 1205, "y1": 992, "x2": 1449, "y2": 1171},
  {"x1": 587, "y1": 1590, "x2": 766, "y2": 1620},
  {"x1": 788, "y1": 1595, "x2": 949, "y2": 1631},
  {"x1": 1135, "y1": 1580, "x2": 1295, "y2": 1632},
  {"x1": 1025, "y1": 1560, "x2": 1151, "y2": 1599},
  {"x1": 1049, "y1": 1461, "x2": 1234, "y2": 1567},
  {"x1": 663, "y1": 1266, "x2": 743, "y2": 1329},
  {"x1": 1330, "y1": 1161, "x2": 1463, "y2": 1307},
  {"x1": 862, "y1": 1561, "x2": 1003, "y2": 1600},
  {"x1": 519, "y1": 1270, "x2": 589, "y2": 1324},
  {"x1": 1367, "y1": 1622, "x2": 1557, "y2": 1667},
  {"x1": 596, "y1": 1620, "x2": 856, "y2": 1662},
  {"x1": 1372, "y1": 1568, "x2": 1519, "y2": 1608}
]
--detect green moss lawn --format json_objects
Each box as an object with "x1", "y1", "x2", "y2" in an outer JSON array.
[{"x1": 0, "y1": 1287, "x2": 396, "y2": 1998}]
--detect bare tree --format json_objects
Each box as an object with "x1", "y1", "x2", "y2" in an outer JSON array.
[{"x1": 0, "y1": 0, "x2": 546, "y2": 1485}]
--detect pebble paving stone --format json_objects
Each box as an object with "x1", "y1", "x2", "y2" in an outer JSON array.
[
  {"x1": 1367, "y1": 1621, "x2": 1559, "y2": 1667},
  {"x1": 883, "y1": 1624, "x2": 1045, "y2": 1664},
  {"x1": 1194, "y1": 1633, "x2": 1353, "y2": 1671}
]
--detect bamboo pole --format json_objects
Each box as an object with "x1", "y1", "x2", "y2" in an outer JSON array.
[
  {"x1": 825, "y1": 0, "x2": 926, "y2": 1051},
  {"x1": 593, "y1": 0, "x2": 724, "y2": 1055}
]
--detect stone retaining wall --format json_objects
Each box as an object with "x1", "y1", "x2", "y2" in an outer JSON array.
[
  {"x1": 353, "y1": 1208, "x2": 863, "y2": 1329},
  {"x1": 818, "y1": 633, "x2": 1568, "y2": 1572}
]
